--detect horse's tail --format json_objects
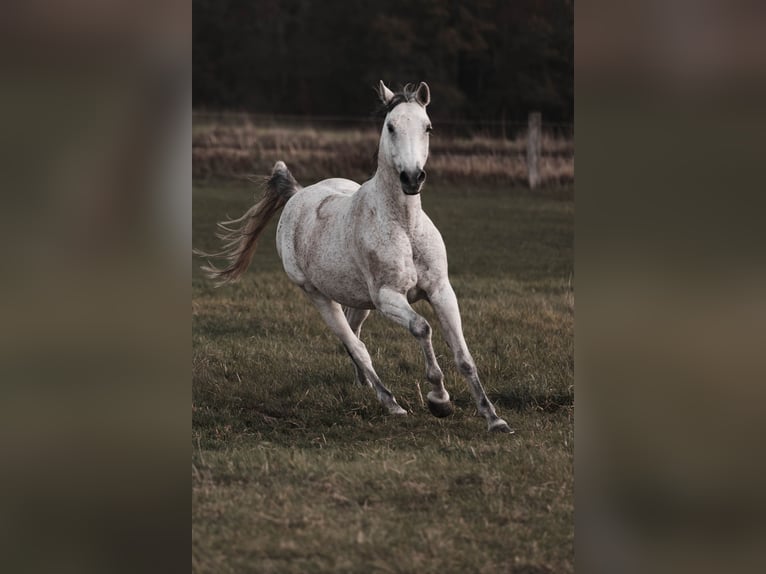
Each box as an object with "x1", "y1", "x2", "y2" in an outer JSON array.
[{"x1": 194, "y1": 161, "x2": 300, "y2": 286}]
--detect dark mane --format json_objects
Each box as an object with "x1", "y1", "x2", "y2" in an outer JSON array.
[{"x1": 375, "y1": 83, "x2": 420, "y2": 118}]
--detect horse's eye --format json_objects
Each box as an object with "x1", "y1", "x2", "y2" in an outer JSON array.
[
  {"x1": 387, "y1": 123, "x2": 395, "y2": 134},
  {"x1": 426, "y1": 125, "x2": 433, "y2": 133}
]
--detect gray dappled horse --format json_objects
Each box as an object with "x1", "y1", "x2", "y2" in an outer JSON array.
[{"x1": 198, "y1": 81, "x2": 512, "y2": 433}]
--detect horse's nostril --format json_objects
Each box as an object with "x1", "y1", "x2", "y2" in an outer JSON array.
[
  {"x1": 417, "y1": 170, "x2": 426, "y2": 183},
  {"x1": 399, "y1": 171, "x2": 410, "y2": 185}
]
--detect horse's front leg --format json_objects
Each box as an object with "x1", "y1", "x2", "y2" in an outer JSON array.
[
  {"x1": 373, "y1": 287, "x2": 454, "y2": 418},
  {"x1": 428, "y1": 282, "x2": 513, "y2": 433}
]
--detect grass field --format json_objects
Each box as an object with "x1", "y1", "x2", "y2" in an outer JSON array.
[{"x1": 192, "y1": 179, "x2": 574, "y2": 573}]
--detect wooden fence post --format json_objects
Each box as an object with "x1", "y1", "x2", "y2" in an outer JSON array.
[{"x1": 527, "y1": 112, "x2": 541, "y2": 189}]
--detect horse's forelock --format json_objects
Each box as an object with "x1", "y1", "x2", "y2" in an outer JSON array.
[{"x1": 376, "y1": 83, "x2": 419, "y2": 118}]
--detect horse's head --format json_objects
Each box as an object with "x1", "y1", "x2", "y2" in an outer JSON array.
[{"x1": 376, "y1": 81, "x2": 432, "y2": 195}]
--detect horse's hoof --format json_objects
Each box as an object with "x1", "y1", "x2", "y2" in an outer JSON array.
[
  {"x1": 388, "y1": 405, "x2": 408, "y2": 416},
  {"x1": 489, "y1": 419, "x2": 514, "y2": 433},
  {"x1": 427, "y1": 398, "x2": 454, "y2": 418}
]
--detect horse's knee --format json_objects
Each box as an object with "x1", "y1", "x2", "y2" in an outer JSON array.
[
  {"x1": 409, "y1": 316, "x2": 431, "y2": 339},
  {"x1": 456, "y1": 356, "x2": 476, "y2": 377}
]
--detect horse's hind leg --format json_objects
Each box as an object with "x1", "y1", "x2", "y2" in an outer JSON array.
[
  {"x1": 373, "y1": 287, "x2": 454, "y2": 418},
  {"x1": 343, "y1": 307, "x2": 371, "y2": 388},
  {"x1": 308, "y1": 294, "x2": 406, "y2": 415},
  {"x1": 428, "y1": 282, "x2": 513, "y2": 433}
]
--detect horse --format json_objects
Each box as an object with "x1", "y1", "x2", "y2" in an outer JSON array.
[{"x1": 197, "y1": 81, "x2": 512, "y2": 433}]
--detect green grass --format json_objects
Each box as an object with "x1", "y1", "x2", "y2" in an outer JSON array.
[{"x1": 192, "y1": 180, "x2": 574, "y2": 573}]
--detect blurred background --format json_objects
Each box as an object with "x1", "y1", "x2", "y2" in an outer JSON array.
[
  {"x1": 577, "y1": 1, "x2": 766, "y2": 573},
  {"x1": 192, "y1": 0, "x2": 574, "y2": 187},
  {"x1": 193, "y1": 0, "x2": 573, "y2": 123}
]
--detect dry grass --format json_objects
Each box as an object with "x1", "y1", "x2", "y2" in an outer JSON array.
[
  {"x1": 193, "y1": 181, "x2": 574, "y2": 573},
  {"x1": 192, "y1": 121, "x2": 574, "y2": 186}
]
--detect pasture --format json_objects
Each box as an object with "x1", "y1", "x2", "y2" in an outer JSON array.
[{"x1": 192, "y1": 176, "x2": 574, "y2": 572}]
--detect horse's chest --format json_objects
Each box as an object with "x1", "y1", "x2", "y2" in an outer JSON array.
[{"x1": 367, "y1": 248, "x2": 416, "y2": 285}]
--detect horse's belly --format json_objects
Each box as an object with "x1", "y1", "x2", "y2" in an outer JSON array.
[
  {"x1": 307, "y1": 261, "x2": 374, "y2": 309},
  {"x1": 324, "y1": 286, "x2": 375, "y2": 310}
]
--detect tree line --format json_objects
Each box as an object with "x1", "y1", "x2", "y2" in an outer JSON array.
[{"x1": 193, "y1": 0, "x2": 573, "y2": 124}]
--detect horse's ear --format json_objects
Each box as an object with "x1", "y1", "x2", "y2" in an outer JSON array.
[
  {"x1": 377, "y1": 80, "x2": 394, "y2": 104},
  {"x1": 415, "y1": 82, "x2": 431, "y2": 107}
]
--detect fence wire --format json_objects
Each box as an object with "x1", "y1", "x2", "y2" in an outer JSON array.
[
  {"x1": 192, "y1": 110, "x2": 573, "y2": 185},
  {"x1": 193, "y1": 110, "x2": 573, "y2": 139}
]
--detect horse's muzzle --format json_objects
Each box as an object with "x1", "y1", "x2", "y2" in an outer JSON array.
[{"x1": 400, "y1": 169, "x2": 426, "y2": 195}]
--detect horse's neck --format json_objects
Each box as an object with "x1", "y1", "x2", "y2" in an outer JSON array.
[{"x1": 367, "y1": 168, "x2": 422, "y2": 234}]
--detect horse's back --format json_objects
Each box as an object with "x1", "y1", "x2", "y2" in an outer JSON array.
[
  {"x1": 280, "y1": 178, "x2": 359, "y2": 216},
  {"x1": 280, "y1": 177, "x2": 359, "y2": 226},
  {"x1": 315, "y1": 178, "x2": 360, "y2": 194}
]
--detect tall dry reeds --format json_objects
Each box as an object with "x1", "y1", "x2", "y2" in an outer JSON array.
[{"x1": 192, "y1": 120, "x2": 573, "y2": 186}]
